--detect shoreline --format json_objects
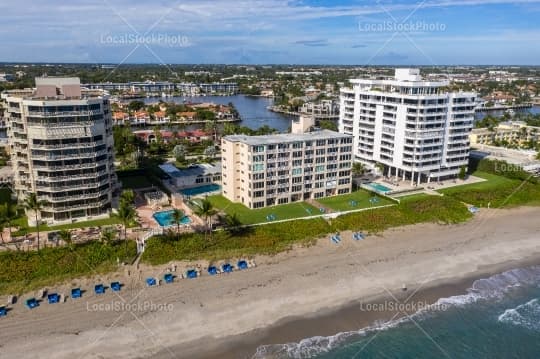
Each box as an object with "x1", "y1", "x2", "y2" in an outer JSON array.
[
  {"x1": 0, "y1": 207, "x2": 539, "y2": 359},
  {"x1": 172, "y1": 254, "x2": 540, "y2": 359}
]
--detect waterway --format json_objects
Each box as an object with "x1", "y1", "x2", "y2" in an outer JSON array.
[{"x1": 143, "y1": 95, "x2": 294, "y2": 132}]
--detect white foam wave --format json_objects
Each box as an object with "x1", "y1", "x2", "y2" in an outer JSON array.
[
  {"x1": 252, "y1": 265, "x2": 540, "y2": 359},
  {"x1": 498, "y1": 298, "x2": 540, "y2": 332}
]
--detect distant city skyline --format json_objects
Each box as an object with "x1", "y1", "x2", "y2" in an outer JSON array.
[{"x1": 1, "y1": 0, "x2": 540, "y2": 65}]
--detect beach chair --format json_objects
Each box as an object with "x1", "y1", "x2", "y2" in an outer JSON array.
[
  {"x1": 237, "y1": 260, "x2": 248, "y2": 270},
  {"x1": 71, "y1": 288, "x2": 82, "y2": 299},
  {"x1": 164, "y1": 273, "x2": 174, "y2": 283},
  {"x1": 94, "y1": 284, "x2": 105, "y2": 295},
  {"x1": 221, "y1": 263, "x2": 233, "y2": 273},
  {"x1": 186, "y1": 269, "x2": 198, "y2": 279},
  {"x1": 7, "y1": 295, "x2": 16, "y2": 305},
  {"x1": 111, "y1": 282, "x2": 121, "y2": 292},
  {"x1": 207, "y1": 266, "x2": 218, "y2": 276},
  {"x1": 47, "y1": 293, "x2": 60, "y2": 304},
  {"x1": 0, "y1": 306, "x2": 6, "y2": 317},
  {"x1": 249, "y1": 259, "x2": 257, "y2": 268},
  {"x1": 146, "y1": 277, "x2": 157, "y2": 287},
  {"x1": 25, "y1": 298, "x2": 39, "y2": 309}
]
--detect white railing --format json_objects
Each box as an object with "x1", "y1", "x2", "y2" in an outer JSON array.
[{"x1": 27, "y1": 110, "x2": 101, "y2": 117}]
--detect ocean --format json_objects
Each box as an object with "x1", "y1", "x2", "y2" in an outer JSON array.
[{"x1": 253, "y1": 266, "x2": 540, "y2": 359}]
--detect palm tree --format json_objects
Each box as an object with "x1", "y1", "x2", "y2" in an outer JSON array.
[
  {"x1": 116, "y1": 202, "x2": 136, "y2": 254},
  {"x1": 58, "y1": 229, "x2": 74, "y2": 250},
  {"x1": 352, "y1": 162, "x2": 366, "y2": 177},
  {"x1": 100, "y1": 227, "x2": 116, "y2": 246},
  {"x1": 224, "y1": 213, "x2": 243, "y2": 235},
  {"x1": 194, "y1": 199, "x2": 217, "y2": 240},
  {"x1": 171, "y1": 208, "x2": 184, "y2": 235},
  {"x1": 23, "y1": 193, "x2": 46, "y2": 251}
]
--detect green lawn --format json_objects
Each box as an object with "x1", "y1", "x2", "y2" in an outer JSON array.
[
  {"x1": 438, "y1": 171, "x2": 540, "y2": 208},
  {"x1": 119, "y1": 175, "x2": 154, "y2": 189},
  {"x1": 205, "y1": 195, "x2": 319, "y2": 224},
  {"x1": 317, "y1": 189, "x2": 395, "y2": 211}
]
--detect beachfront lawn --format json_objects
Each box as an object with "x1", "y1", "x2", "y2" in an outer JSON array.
[
  {"x1": 317, "y1": 189, "x2": 395, "y2": 211},
  {"x1": 0, "y1": 240, "x2": 137, "y2": 295},
  {"x1": 143, "y1": 195, "x2": 471, "y2": 265},
  {"x1": 438, "y1": 171, "x2": 540, "y2": 208},
  {"x1": 205, "y1": 195, "x2": 318, "y2": 224}
]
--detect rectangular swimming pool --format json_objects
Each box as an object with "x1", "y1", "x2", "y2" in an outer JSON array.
[
  {"x1": 180, "y1": 184, "x2": 221, "y2": 196},
  {"x1": 366, "y1": 182, "x2": 392, "y2": 193},
  {"x1": 153, "y1": 210, "x2": 192, "y2": 227}
]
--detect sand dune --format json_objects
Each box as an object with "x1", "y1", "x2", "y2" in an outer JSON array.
[{"x1": 1, "y1": 207, "x2": 539, "y2": 359}]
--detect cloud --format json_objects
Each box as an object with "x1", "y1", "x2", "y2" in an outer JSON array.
[
  {"x1": 351, "y1": 44, "x2": 367, "y2": 48},
  {"x1": 294, "y1": 39, "x2": 329, "y2": 47}
]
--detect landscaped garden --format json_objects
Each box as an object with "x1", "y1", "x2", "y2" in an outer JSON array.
[
  {"x1": 203, "y1": 195, "x2": 319, "y2": 224},
  {"x1": 317, "y1": 189, "x2": 394, "y2": 211},
  {"x1": 438, "y1": 159, "x2": 540, "y2": 208}
]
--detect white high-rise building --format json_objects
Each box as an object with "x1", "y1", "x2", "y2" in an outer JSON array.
[
  {"x1": 2, "y1": 77, "x2": 117, "y2": 225},
  {"x1": 339, "y1": 68, "x2": 476, "y2": 184}
]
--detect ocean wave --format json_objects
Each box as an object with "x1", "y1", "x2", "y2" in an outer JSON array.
[
  {"x1": 252, "y1": 265, "x2": 540, "y2": 359},
  {"x1": 498, "y1": 298, "x2": 540, "y2": 332},
  {"x1": 252, "y1": 317, "x2": 408, "y2": 359}
]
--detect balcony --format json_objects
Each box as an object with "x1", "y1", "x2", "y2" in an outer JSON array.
[
  {"x1": 31, "y1": 141, "x2": 106, "y2": 150},
  {"x1": 40, "y1": 189, "x2": 110, "y2": 203},
  {"x1": 27, "y1": 110, "x2": 102, "y2": 117},
  {"x1": 31, "y1": 149, "x2": 108, "y2": 161}
]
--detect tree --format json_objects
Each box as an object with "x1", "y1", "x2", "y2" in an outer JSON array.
[
  {"x1": 224, "y1": 213, "x2": 243, "y2": 235},
  {"x1": 59, "y1": 230, "x2": 74, "y2": 250},
  {"x1": 194, "y1": 199, "x2": 217, "y2": 240},
  {"x1": 204, "y1": 145, "x2": 216, "y2": 158},
  {"x1": 128, "y1": 100, "x2": 145, "y2": 112},
  {"x1": 352, "y1": 162, "x2": 366, "y2": 177},
  {"x1": 120, "y1": 189, "x2": 135, "y2": 207},
  {"x1": 458, "y1": 165, "x2": 467, "y2": 180},
  {"x1": 318, "y1": 120, "x2": 338, "y2": 131},
  {"x1": 100, "y1": 227, "x2": 116, "y2": 246},
  {"x1": 0, "y1": 203, "x2": 17, "y2": 248},
  {"x1": 171, "y1": 208, "x2": 184, "y2": 235},
  {"x1": 23, "y1": 193, "x2": 46, "y2": 251},
  {"x1": 116, "y1": 190, "x2": 136, "y2": 255}
]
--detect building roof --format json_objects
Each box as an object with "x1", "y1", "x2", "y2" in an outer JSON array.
[
  {"x1": 223, "y1": 129, "x2": 351, "y2": 146},
  {"x1": 159, "y1": 163, "x2": 222, "y2": 178}
]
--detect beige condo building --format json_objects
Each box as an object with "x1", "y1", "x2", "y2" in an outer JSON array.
[
  {"x1": 1, "y1": 77, "x2": 117, "y2": 225},
  {"x1": 221, "y1": 130, "x2": 353, "y2": 209}
]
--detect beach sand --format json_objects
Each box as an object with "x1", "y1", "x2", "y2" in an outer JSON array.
[{"x1": 0, "y1": 207, "x2": 539, "y2": 359}]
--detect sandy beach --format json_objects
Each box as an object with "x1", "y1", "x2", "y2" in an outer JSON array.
[{"x1": 1, "y1": 206, "x2": 540, "y2": 359}]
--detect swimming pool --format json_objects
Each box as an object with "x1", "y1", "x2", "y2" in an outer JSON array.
[
  {"x1": 153, "y1": 210, "x2": 192, "y2": 227},
  {"x1": 180, "y1": 184, "x2": 221, "y2": 196},
  {"x1": 366, "y1": 182, "x2": 392, "y2": 193}
]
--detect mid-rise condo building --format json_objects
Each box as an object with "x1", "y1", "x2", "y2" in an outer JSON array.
[
  {"x1": 2, "y1": 77, "x2": 117, "y2": 225},
  {"x1": 339, "y1": 68, "x2": 476, "y2": 184},
  {"x1": 221, "y1": 130, "x2": 353, "y2": 209}
]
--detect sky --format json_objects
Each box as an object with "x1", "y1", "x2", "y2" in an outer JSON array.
[{"x1": 1, "y1": 0, "x2": 540, "y2": 65}]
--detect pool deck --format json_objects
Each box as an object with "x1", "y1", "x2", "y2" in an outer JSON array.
[{"x1": 366, "y1": 175, "x2": 487, "y2": 197}]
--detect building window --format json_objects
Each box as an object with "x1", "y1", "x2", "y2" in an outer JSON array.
[
  {"x1": 252, "y1": 163, "x2": 264, "y2": 172},
  {"x1": 292, "y1": 168, "x2": 302, "y2": 175}
]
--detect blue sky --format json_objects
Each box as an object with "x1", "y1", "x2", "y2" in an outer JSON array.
[{"x1": 1, "y1": 0, "x2": 540, "y2": 64}]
